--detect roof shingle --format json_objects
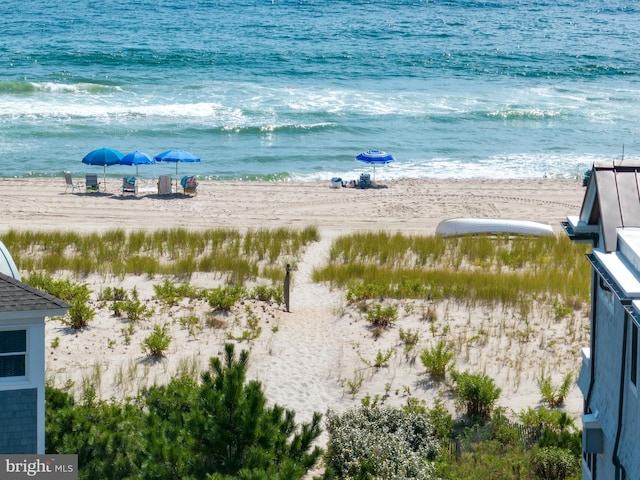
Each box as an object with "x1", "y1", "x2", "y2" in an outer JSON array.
[{"x1": 0, "y1": 272, "x2": 70, "y2": 315}]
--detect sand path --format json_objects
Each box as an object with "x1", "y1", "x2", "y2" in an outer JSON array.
[{"x1": 249, "y1": 234, "x2": 345, "y2": 423}]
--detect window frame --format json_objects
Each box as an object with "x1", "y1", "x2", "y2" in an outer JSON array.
[{"x1": 0, "y1": 328, "x2": 28, "y2": 380}]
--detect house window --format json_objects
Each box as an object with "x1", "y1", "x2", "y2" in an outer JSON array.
[{"x1": 0, "y1": 330, "x2": 27, "y2": 377}]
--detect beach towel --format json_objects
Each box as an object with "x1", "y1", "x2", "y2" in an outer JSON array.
[{"x1": 158, "y1": 175, "x2": 172, "y2": 195}]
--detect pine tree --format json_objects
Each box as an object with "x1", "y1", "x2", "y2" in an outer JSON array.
[
  {"x1": 46, "y1": 343, "x2": 323, "y2": 479},
  {"x1": 190, "y1": 343, "x2": 323, "y2": 478}
]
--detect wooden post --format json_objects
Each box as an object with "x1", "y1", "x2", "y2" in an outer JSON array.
[{"x1": 284, "y1": 263, "x2": 291, "y2": 312}]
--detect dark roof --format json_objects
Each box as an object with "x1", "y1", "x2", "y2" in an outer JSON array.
[
  {"x1": 580, "y1": 161, "x2": 640, "y2": 252},
  {"x1": 0, "y1": 272, "x2": 70, "y2": 316}
]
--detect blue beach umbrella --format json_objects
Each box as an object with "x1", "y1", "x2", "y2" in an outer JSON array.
[
  {"x1": 154, "y1": 149, "x2": 201, "y2": 175},
  {"x1": 82, "y1": 147, "x2": 124, "y2": 189},
  {"x1": 355, "y1": 149, "x2": 395, "y2": 182},
  {"x1": 120, "y1": 151, "x2": 155, "y2": 176}
]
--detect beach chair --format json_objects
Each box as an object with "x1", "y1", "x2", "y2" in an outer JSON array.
[
  {"x1": 64, "y1": 171, "x2": 80, "y2": 193},
  {"x1": 180, "y1": 175, "x2": 198, "y2": 195},
  {"x1": 122, "y1": 176, "x2": 137, "y2": 195},
  {"x1": 157, "y1": 175, "x2": 172, "y2": 195},
  {"x1": 358, "y1": 173, "x2": 371, "y2": 189},
  {"x1": 85, "y1": 174, "x2": 100, "y2": 192}
]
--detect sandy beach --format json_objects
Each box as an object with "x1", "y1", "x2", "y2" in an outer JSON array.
[
  {"x1": 0, "y1": 176, "x2": 588, "y2": 447},
  {"x1": 2, "y1": 176, "x2": 583, "y2": 232}
]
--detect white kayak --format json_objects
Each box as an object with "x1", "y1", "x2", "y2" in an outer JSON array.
[{"x1": 436, "y1": 218, "x2": 554, "y2": 237}]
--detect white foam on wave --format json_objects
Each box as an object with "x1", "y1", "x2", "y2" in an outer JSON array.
[
  {"x1": 0, "y1": 99, "x2": 235, "y2": 122},
  {"x1": 31, "y1": 82, "x2": 123, "y2": 94},
  {"x1": 290, "y1": 152, "x2": 614, "y2": 182}
]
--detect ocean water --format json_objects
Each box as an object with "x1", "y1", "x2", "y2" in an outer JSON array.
[{"x1": 1, "y1": 0, "x2": 640, "y2": 181}]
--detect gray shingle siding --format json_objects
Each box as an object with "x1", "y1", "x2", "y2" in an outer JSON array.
[{"x1": 0, "y1": 388, "x2": 37, "y2": 453}]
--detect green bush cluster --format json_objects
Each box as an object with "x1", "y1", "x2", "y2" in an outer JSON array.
[
  {"x1": 249, "y1": 284, "x2": 283, "y2": 303},
  {"x1": 153, "y1": 278, "x2": 204, "y2": 306},
  {"x1": 537, "y1": 372, "x2": 573, "y2": 408},
  {"x1": 365, "y1": 303, "x2": 398, "y2": 329},
  {"x1": 530, "y1": 447, "x2": 579, "y2": 480},
  {"x1": 207, "y1": 284, "x2": 244, "y2": 311},
  {"x1": 141, "y1": 323, "x2": 172, "y2": 357},
  {"x1": 325, "y1": 405, "x2": 440, "y2": 479},
  {"x1": 25, "y1": 272, "x2": 95, "y2": 329},
  {"x1": 451, "y1": 371, "x2": 502, "y2": 420},
  {"x1": 437, "y1": 406, "x2": 581, "y2": 479},
  {"x1": 111, "y1": 287, "x2": 154, "y2": 323},
  {"x1": 98, "y1": 286, "x2": 127, "y2": 302},
  {"x1": 420, "y1": 341, "x2": 456, "y2": 383}
]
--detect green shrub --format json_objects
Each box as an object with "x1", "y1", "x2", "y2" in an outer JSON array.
[
  {"x1": 121, "y1": 289, "x2": 154, "y2": 323},
  {"x1": 98, "y1": 286, "x2": 127, "y2": 302},
  {"x1": 325, "y1": 405, "x2": 439, "y2": 480},
  {"x1": 66, "y1": 299, "x2": 96, "y2": 329},
  {"x1": 399, "y1": 328, "x2": 420, "y2": 353},
  {"x1": 64, "y1": 285, "x2": 95, "y2": 330},
  {"x1": 452, "y1": 371, "x2": 501, "y2": 419},
  {"x1": 122, "y1": 298, "x2": 152, "y2": 323},
  {"x1": 491, "y1": 412, "x2": 520, "y2": 446},
  {"x1": 553, "y1": 299, "x2": 574, "y2": 321},
  {"x1": 24, "y1": 273, "x2": 96, "y2": 329},
  {"x1": 440, "y1": 439, "x2": 530, "y2": 479},
  {"x1": 153, "y1": 278, "x2": 202, "y2": 306},
  {"x1": 24, "y1": 272, "x2": 79, "y2": 302},
  {"x1": 420, "y1": 340, "x2": 456, "y2": 382},
  {"x1": 346, "y1": 281, "x2": 387, "y2": 303},
  {"x1": 191, "y1": 343, "x2": 323, "y2": 477},
  {"x1": 207, "y1": 284, "x2": 243, "y2": 312},
  {"x1": 537, "y1": 372, "x2": 573, "y2": 408},
  {"x1": 530, "y1": 447, "x2": 579, "y2": 480},
  {"x1": 519, "y1": 406, "x2": 564, "y2": 430},
  {"x1": 365, "y1": 303, "x2": 398, "y2": 329},
  {"x1": 360, "y1": 348, "x2": 395, "y2": 368},
  {"x1": 141, "y1": 324, "x2": 172, "y2": 357},
  {"x1": 250, "y1": 284, "x2": 283, "y2": 303},
  {"x1": 111, "y1": 301, "x2": 123, "y2": 317},
  {"x1": 426, "y1": 399, "x2": 454, "y2": 441}
]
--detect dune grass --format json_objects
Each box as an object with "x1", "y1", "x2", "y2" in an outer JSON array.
[
  {"x1": 1, "y1": 226, "x2": 319, "y2": 284},
  {"x1": 313, "y1": 232, "x2": 591, "y2": 311}
]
